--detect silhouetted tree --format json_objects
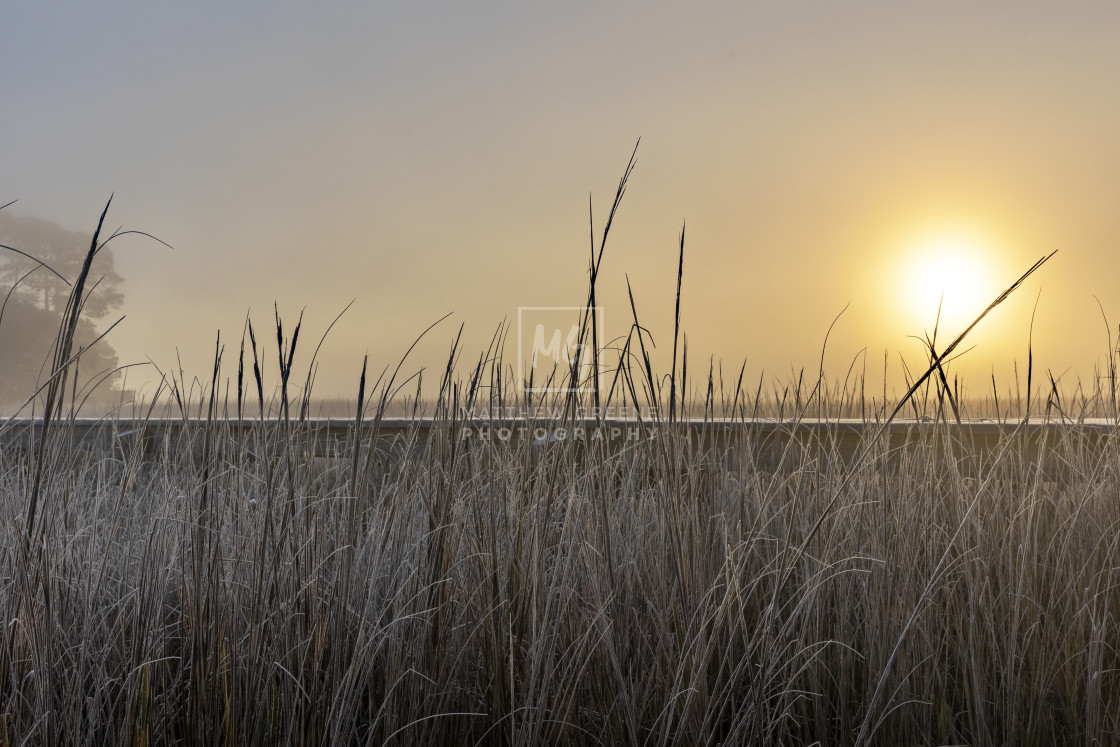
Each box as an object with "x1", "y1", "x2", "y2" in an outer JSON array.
[{"x1": 0, "y1": 212, "x2": 125, "y2": 409}]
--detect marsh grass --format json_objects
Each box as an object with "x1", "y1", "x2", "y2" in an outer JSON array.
[
  {"x1": 3, "y1": 373, "x2": 1119, "y2": 745},
  {"x1": 1, "y1": 193, "x2": 1118, "y2": 745}
]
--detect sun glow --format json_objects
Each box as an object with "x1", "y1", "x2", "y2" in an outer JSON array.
[{"x1": 897, "y1": 231, "x2": 1001, "y2": 336}]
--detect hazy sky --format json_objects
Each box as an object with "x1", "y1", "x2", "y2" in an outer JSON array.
[{"x1": 5, "y1": 2, "x2": 1120, "y2": 404}]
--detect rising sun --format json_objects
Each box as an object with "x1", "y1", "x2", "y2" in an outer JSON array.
[{"x1": 897, "y1": 230, "x2": 1001, "y2": 336}]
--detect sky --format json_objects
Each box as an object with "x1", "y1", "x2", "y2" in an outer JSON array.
[{"x1": 4, "y1": 2, "x2": 1120, "y2": 408}]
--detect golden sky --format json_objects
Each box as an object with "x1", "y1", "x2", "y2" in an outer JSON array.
[{"x1": 4, "y1": 2, "x2": 1120, "y2": 403}]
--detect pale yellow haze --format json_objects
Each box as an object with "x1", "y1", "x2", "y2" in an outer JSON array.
[{"x1": 4, "y1": 3, "x2": 1119, "y2": 401}]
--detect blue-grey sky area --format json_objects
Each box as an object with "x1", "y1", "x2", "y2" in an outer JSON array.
[{"x1": 4, "y1": 2, "x2": 1120, "y2": 403}]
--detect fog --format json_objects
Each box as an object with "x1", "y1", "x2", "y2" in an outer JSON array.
[{"x1": 5, "y1": 2, "x2": 1120, "y2": 406}]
